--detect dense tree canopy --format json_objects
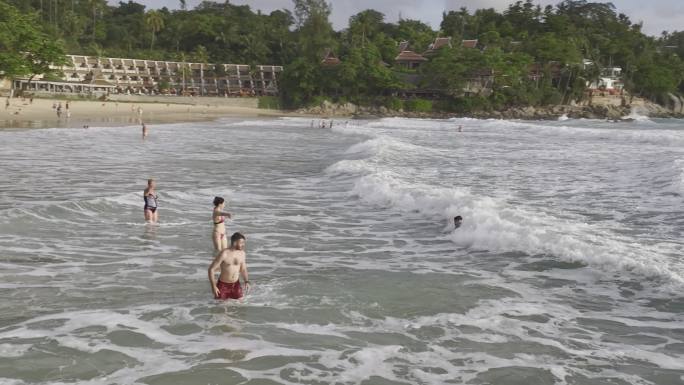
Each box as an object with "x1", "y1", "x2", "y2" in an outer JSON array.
[
  {"x1": 0, "y1": 0, "x2": 682, "y2": 109},
  {"x1": 0, "y1": 1, "x2": 67, "y2": 82}
]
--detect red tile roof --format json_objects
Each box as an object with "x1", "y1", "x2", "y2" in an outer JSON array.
[
  {"x1": 431, "y1": 37, "x2": 452, "y2": 50},
  {"x1": 395, "y1": 50, "x2": 428, "y2": 62},
  {"x1": 462, "y1": 39, "x2": 478, "y2": 49},
  {"x1": 321, "y1": 49, "x2": 340, "y2": 66}
]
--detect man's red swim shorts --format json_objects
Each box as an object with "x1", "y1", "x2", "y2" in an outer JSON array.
[{"x1": 215, "y1": 280, "x2": 243, "y2": 300}]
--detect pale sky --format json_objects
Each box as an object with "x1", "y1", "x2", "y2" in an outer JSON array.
[{"x1": 111, "y1": 0, "x2": 683, "y2": 36}]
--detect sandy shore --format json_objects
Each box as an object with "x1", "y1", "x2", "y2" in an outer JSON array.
[{"x1": 0, "y1": 97, "x2": 290, "y2": 129}]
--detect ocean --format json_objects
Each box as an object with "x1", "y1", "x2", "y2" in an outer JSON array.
[{"x1": 0, "y1": 116, "x2": 683, "y2": 385}]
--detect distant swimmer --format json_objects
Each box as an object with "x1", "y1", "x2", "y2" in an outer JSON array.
[
  {"x1": 208, "y1": 232, "x2": 250, "y2": 300},
  {"x1": 458, "y1": 125, "x2": 462, "y2": 132},
  {"x1": 142, "y1": 123, "x2": 149, "y2": 139},
  {"x1": 453, "y1": 216, "x2": 463, "y2": 229},
  {"x1": 143, "y1": 178, "x2": 159, "y2": 223},
  {"x1": 212, "y1": 196, "x2": 233, "y2": 251}
]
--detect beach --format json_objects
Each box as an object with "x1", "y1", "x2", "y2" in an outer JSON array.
[
  {"x1": 0, "y1": 97, "x2": 289, "y2": 129},
  {"x1": 0, "y1": 116, "x2": 683, "y2": 384}
]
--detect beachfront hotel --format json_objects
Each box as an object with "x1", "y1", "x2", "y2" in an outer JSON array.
[{"x1": 11, "y1": 55, "x2": 283, "y2": 97}]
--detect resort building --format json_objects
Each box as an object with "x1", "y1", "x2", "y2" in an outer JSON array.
[
  {"x1": 461, "y1": 39, "x2": 479, "y2": 49},
  {"x1": 583, "y1": 60, "x2": 624, "y2": 93},
  {"x1": 321, "y1": 49, "x2": 341, "y2": 67},
  {"x1": 12, "y1": 54, "x2": 283, "y2": 97},
  {"x1": 424, "y1": 37, "x2": 453, "y2": 56},
  {"x1": 394, "y1": 50, "x2": 428, "y2": 70}
]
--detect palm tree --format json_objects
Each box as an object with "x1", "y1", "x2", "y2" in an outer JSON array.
[
  {"x1": 145, "y1": 10, "x2": 165, "y2": 50},
  {"x1": 168, "y1": 21, "x2": 184, "y2": 52},
  {"x1": 350, "y1": 10, "x2": 383, "y2": 48},
  {"x1": 85, "y1": 0, "x2": 102, "y2": 42},
  {"x1": 176, "y1": 52, "x2": 189, "y2": 95}
]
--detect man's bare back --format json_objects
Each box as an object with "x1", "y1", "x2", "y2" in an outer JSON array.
[{"x1": 208, "y1": 232, "x2": 249, "y2": 300}]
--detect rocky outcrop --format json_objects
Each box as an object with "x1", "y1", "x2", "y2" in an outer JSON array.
[
  {"x1": 667, "y1": 93, "x2": 684, "y2": 114},
  {"x1": 629, "y1": 97, "x2": 678, "y2": 118},
  {"x1": 295, "y1": 100, "x2": 358, "y2": 116},
  {"x1": 294, "y1": 99, "x2": 682, "y2": 120}
]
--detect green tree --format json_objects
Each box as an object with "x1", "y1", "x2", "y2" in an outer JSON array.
[
  {"x1": 280, "y1": 58, "x2": 320, "y2": 107},
  {"x1": 0, "y1": 1, "x2": 67, "y2": 86},
  {"x1": 293, "y1": 0, "x2": 335, "y2": 60},
  {"x1": 348, "y1": 10, "x2": 384, "y2": 48},
  {"x1": 145, "y1": 10, "x2": 165, "y2": 50},
  {"x1": 396, "y1": 19, "x2": 435, "y2": 53},
  {"x1": 86, "y1": 0, "x2": 106, "y2": 42}
]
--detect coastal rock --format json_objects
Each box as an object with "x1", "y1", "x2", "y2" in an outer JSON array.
[
  {"x1": 667, "y1": 93, "x2": 683, "y2": 114},
  {"x1": 294, "y1": 96, "x2": 678, "y2": 120}
]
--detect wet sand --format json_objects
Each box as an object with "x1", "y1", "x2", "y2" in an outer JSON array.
[{"x1": 0, "y1": 97, "x2": 290, "y2": 129}]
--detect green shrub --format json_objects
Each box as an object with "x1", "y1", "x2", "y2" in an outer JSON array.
[
  {"x1": 308, "y1": 95, "x2": 329, "y2": 108},
  {"x1": 384, "y1": 96, "x2": 404, "y2": 111},
  {"x1": 541, "y1": 88, "x2": 563, "y2": 106},
  {"x1": 404, "y1": 98, "x2": 433, "y2": 112},
  {"x1": 258, "y1": 96, "x2": 281, "y2": 109},
  {"x1": 432, "y1": 98, "x2": 459, "y2": 112},
  {"x1": 451, "y1": 96, "x2": 491, "y2": 113}
]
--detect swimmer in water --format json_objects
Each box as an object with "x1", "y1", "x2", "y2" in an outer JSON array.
[
  {"x1": 208, "y1": 232, "x2": 250, "y2": 300},
  {"x1": 211, "y1": 196, "x2": 233, "y2": 252},
  {"x1": 143, "y1": 179, "x2": 159, "y2": 223},
  {"x1": 142, "y1": 123, "x2": 148, "y2": 139},
  {"x1": 454, "y1": 215, "x2": 462, "y2": 229}
]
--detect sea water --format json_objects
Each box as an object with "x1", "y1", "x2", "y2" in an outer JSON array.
[{"x1": 0, "y1": 116, "x2": 683, "y2": 385}]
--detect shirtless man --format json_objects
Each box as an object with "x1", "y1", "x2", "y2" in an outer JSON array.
[{"x1": 208, "y1": 232, "x2": 250, "y2": 300}]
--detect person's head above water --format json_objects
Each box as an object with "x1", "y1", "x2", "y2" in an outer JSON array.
[
  {"x1": 231, "y1": 232, "x2": 246, "y2": 249},
  {"x1": 147, "y1": 178, "x2": 155, "y2": 188},
  {"x1": 454, "y1": 215, "x2": 463, "y2": 228},
  {"x1": 213, "y1": 196, "x2": 225, "y2": 208}
]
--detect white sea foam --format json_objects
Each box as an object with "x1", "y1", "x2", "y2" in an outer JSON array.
[
  {"x1": 328, "y1": 119, "x2": 684, "y2": 284},
  {"x1": 508, "y1": 122, "x2": 684, "y2": 147},
  {"x1": 347, "y1": 169, "x2": 682, "y2": 282},
  {"x1": 622, "y1": 107, "x2": 654, "y2": 122},
  {"x1": 672, "y1": 158, "x2": 684, "y2": 194}
]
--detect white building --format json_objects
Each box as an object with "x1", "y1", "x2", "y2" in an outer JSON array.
[
  {"x1": 583, "y1": 59, "x2": 624, "y2": 93},
  {"x1": 13, "y1": 54, "x2": 283, "y2": 97}
]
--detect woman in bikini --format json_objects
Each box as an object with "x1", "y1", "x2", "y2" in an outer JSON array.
[
  {"x1": 212, "y1": 196, "x2": 232, "y2": 251},
  {"x1": 144, "y1": 179, "x2": 159, "y2": 223}
]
